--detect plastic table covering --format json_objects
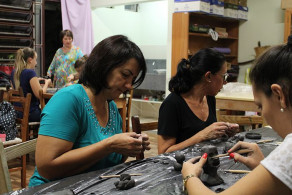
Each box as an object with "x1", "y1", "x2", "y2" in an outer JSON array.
[{"x1": 10, "y1": 127, "x2": 282, "y2": 195}]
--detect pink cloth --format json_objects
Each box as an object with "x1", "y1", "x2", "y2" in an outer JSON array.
[{"x1": 61, "y1": 0, "x2": 94, "y2": 55}]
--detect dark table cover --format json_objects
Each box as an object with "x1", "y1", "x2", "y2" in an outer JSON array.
[{"x1": 10, "y1": 127, "x2": 282, "y2": 195}]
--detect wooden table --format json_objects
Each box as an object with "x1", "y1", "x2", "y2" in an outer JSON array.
[{"x1": 14, "y1": 127, "x2": 281, "y2": 194}]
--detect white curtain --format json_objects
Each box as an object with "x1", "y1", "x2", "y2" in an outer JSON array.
[{"x1": 61, "y1": 0, "x2": 94, "y2": 55}]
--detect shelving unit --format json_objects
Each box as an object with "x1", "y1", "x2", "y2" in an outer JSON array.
[
  {"x1": 0, "y1": 0, "x2": 34, "y2": 75},
  {"x1": 284, "y1": 9, "x2": 292, "y2": 42},
  {"x1": 171, "y1": 12, "x2": 240, "y2": 79}
]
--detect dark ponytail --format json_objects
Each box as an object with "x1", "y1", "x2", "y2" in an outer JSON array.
[{"x1": 169, "y1": 48, "x2": 226, "y2": 94}]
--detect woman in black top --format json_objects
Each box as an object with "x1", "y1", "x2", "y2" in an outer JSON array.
[{"x1": 158, "y1": 48, "x2": 239, "y2": 154}]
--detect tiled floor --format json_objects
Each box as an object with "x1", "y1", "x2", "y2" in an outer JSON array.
[{"x1": 10, "y1": 130, "x2": 158, "y2": 191}]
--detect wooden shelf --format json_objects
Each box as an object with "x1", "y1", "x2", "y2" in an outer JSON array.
[
  {"x1": 172, "y1": 12, "x2": 239, "y2": 77},
  {"x1": 189, "y1": 32, "x2": 238, "y2": 40}
]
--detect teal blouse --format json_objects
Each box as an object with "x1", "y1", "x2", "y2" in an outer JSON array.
[{"x1": 29, "y1": 84, "x2": 123, "y2": 187}]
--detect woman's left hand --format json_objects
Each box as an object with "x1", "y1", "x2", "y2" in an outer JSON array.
[
  {"x1": 225, "y1": 123, "x2": 239, "y2": 137},
  {"x1": 181, "y1": 154, "x2": 208, "y2": 178},
  {"x1": 138, "y1": 133, "x2": 151, "y2": 151}
]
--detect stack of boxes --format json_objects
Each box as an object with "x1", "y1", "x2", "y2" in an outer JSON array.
[{"x1": 173, "y1": 0, "x2": 248, "y2": 20}]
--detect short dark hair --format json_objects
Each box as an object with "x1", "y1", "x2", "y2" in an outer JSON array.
[
  {"x1": 60, "y1": 29, "x2": 73, "y2": 41},
  {"x1": 74, "y1": 55, "x2": 88, "y2": 69},
  {"x1": 169, "y1": 48, "x2": 226, "y2": 94},
  {"x1": 79, "y1": 35, "x2": 146, "y2": 95},
  {"x1": 249, "y1": 35, "x2": 292, "y2": 106}
]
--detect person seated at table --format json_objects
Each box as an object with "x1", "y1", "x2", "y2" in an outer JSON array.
[
  {"x1": 66, "y1": 55, "x2": 88, "y2": 86},
  {"x1": 181, "y1": 37, "x2": 292, "y2": 195},
  {"x1": 29, "y1": 35, "x2": 150, "y2": 187},
  {"x1": 11, "y1": 47, "x2": 51, "y2": 122},
  {"x1": 158, "y1": 48, "x2": 239, "y2": 154}
]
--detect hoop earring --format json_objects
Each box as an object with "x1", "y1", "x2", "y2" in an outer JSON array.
[{"x1": 280, "y1": 108, "x2": 284, "y2": 112}]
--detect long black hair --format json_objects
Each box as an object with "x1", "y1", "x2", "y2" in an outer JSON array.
[
  {"x1": 249, "y1": 35, "x2": 292, "y2": 106},
  {"x1": 79, "y1": 35, "x2": 146, "y2": 95},
  {"x1": 169, "y1": 48, "x2": 226, "y2": 94}
]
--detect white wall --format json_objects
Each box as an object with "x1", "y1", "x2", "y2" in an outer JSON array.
[
  {"x1": 237, "y1": 0, "x2": 285, "y2": 82},
  {"x1": 91, "y1": 1, "x2": 168, "y2": 59}
]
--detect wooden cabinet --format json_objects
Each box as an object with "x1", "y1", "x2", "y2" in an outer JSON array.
[
  {"x1": 171, "y1": 12, "x2": 239, "y2": 77},
  {"x1": 284, "y1": 9, "x2": 292, "y2": 43}
]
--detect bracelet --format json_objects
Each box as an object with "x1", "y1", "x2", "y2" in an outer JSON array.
[{"x1": 183, "y1": 174, "x2": 195, "y2": 193}]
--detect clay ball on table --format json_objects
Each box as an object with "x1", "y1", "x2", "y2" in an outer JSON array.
[
  {"x1": 173, "y1": 161, "x2": 182, "y2": 171},
  {"x1": 174, "y1": 151, "x2": 185, "y2": 164},
  {"x1": 114, "y1": 179, "x2": 136, "y2": 190}
]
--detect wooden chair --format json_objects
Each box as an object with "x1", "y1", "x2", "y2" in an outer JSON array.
[
  {"x1": 7, "y1": 90, "x2": 32, "y2": 188},
  {"x1": 0, "y1": 139, "x2": 37, "y2": 194},
  {"x1": 125, "y1": 90, "x2": 133, "y2": 132},
  {"x1": 131, "y1": 115, "x2": 158, "y2": 160},
  {"x1": 216, "y1": 110, "x2": 264, "y2": 130},
  {"x1": 39, "y1": 89, "x2": 53, "y2": 111}
]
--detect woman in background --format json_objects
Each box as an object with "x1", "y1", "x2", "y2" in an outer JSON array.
[
  {"x1": 181, "y1": 37, "x2": 292, "y2": 195},
  {"x1": 158, "y1": 48, "x2": 238, "y2": 154},
  {"x1": 47, "y1": 29, "x2": 83, "y2": 88},
  {"x1": 11, "y1": 47, "x2": 51, "y2": 122}
]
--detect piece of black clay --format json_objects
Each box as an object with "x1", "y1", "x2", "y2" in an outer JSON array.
[
  {"x1": 174, "y1": 151, "x2": 185, "y2": 164},
  {"x1": 173, "y1": 162, "x2": 182, "y2": 171},
  {"x1": 200, "y1": 145, "x2": 224, "y2": 186},
  {"x1": 215, "y1": 188, "x2": 225, "y2": 192},
  {"x1": 114, "y1": 179, "x2": 136, "y2": 190},
  {"x1": 161, "y1": 160, "x2": 169, "y2": 164},
  {"x1": 224, "y1": 142, "x2": 236, "y2": 153},
  {"x1": 245, "y1": 132, "x2": 262, "y2": 140},
  {"x1": 120, "y1": 174, "x2": 131, "y2": 181},
  {"x1": 153, "y1": 159, "x2": 160, "y2": 163}
]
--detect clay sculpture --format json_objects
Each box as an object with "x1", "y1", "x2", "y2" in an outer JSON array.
[
  {"x1": 114, "y1": 174, "x2": 136, "y2": 190},
  {"x1": 245, "y1": 132, "x2": 262, "y2": 139},
  {"x1": 200, "y1": 145, "x2": 224, "y2": 186},
  {"x1": 172, "y1": 151, "x2": 186, "y2": 171},
  {"x1": 223, "y1": 134, "x2": 245, "y2": 153}
]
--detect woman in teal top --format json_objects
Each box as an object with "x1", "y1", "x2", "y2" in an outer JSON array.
[
  {"x1": 47, "y1": 29, "x2": 83, "y2": 88},
  {"x1": 29, "y1": 35, "x2": 149, "y2": 187}
]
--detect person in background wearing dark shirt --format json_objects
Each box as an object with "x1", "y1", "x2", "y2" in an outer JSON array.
[
  {"x1": 158, "y1": 48, "x2": 239, "y2": 154},
  {"x1": 11, "y1": 47, "x2": 51, "y2": 122}
]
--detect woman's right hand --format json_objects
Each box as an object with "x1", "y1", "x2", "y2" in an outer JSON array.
[
  {"x1": 45, "y1": 79, "x2": 52, "y2": 86},
  {"x1": 228, "y1": 141, "x2": 264, "y2": 170},
  {"x1": 197, "y1": 122, "x2": 228, "y2": 141},
  {"x1": 108, "y1": 132, "x2": 144, "y2": 157}
]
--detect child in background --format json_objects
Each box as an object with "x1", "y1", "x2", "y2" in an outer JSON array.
[{"x1": 67, "y1": 55, "x2": 88, "y2": 85}]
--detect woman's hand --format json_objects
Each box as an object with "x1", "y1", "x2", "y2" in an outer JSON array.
[
  {"x1": 181, "y1": 154, "x2": 207, "y2": 178},
  {"x1": 196, "y1": 122, "x2": 228, "y2": 141},
  {"x1": 108, "y1": 132, "x2": 145, "y2": 157},
  {"x1": 225, "y1": 123, "x2": 239, "y2": 137},
  {"x1": 228, "y1": 141, "x2": 264, "y2": 170},
  {"x1": 45, "y1": 78, "x2": 52, "y2": 86},
  {"x1": 138, "y1": 133, "x2": 151, "y2": 151},
  {"x1": 67, "y1": 74, "x2": 74, "y2": 82}
]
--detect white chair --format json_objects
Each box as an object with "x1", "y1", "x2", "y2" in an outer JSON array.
[{"x1": 0, "y1": 139, "x2": 37, "y2": 194}]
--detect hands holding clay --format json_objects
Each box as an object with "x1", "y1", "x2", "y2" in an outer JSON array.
[
  {"x1": 228, "y1": 141, "x2": 264, "y2": 170},
  {"x1": 181, "y1": 154, "x2": 207, "y2": 178},
  {"x1": 198, "y1": 122, "x2": 238, "y2": 140},
  {"x1": 108, "y1": 132, "x2": 150, "y2": 157}
]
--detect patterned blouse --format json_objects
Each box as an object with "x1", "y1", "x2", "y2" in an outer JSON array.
[{"x1": 47, "y1": 46, "x2": 83, "y2": 88}]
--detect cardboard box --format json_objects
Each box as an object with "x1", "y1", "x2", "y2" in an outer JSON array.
[
  {"x1": 174, "y1": 0, "x2": 210, "y2": 13},
  {"x1": 282, "y1": 0, "x2": 292, "y2": 9},
  {"x1": 238, "y1": 0, "x2": 247, "y2": 7},
  {"x1": 210, "y1": 0, "x2": 224, "y2": 16},
  {"x1": 238, "y1": 5, "x2": 248, "y2": 20},
  {"x1": 224, "y1": 3, "x2": 238, "y2": 18}
]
